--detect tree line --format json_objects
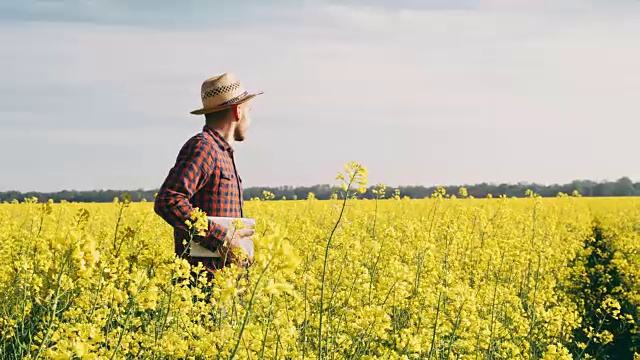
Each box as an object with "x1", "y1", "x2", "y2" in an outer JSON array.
[{"x1": 0, "y1": 177, "x2": 638, "y2": 203}]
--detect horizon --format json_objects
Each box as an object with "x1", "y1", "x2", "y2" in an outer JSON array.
[
  {"x1": 2, "y1": 175, "x2": 637, "y2": 194},
  {"x1": 1, "y1": 1, "x2": 639, "y2": 192}
]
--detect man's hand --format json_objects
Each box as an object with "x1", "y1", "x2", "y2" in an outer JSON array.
[
  {"x1": 222, "y1": 227, "x2": 256, "y2": 264},
  {"x1": 225, "y1": 227, "x2": 256, "y2": 248}
]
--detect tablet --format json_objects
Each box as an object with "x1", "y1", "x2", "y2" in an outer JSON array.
[{"x1": 190, "y1": 217, "x2": 256, "y2": 258}]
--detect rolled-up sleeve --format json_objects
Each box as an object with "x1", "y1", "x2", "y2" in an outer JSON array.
[{"x1": 154, "y1": 137, "x2": 228, "y2": 250}]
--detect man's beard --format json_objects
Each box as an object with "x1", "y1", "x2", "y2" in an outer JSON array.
[{"x1": 234, "y1": 128, "x2": 245, "y2": 142}]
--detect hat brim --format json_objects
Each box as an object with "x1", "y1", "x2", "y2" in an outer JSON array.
[{"x1": 190, "y1": 92, "x2": 263, "y2": 115}]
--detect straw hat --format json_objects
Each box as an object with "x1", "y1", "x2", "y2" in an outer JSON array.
[{"x1": 190, "y1": 73, "x2": 263, "y2": 115}]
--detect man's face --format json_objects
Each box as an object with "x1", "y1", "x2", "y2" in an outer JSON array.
[{"x1": 234, "y1": 102, "x2": 252, "y2": 142}]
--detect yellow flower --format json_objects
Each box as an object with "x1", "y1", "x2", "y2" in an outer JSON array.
[{"x1": 0, "y1": 165, "x2": 638, "y2": 359}]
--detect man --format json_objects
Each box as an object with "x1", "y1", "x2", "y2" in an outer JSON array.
[{"x1": 154, "y1": 72, "x2": 262, "y2": 279}]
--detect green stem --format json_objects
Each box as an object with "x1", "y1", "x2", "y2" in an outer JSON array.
[
  {"x1": 318, "y1": 179, "x2": 353, "y2": 360},
  {"x1": 33, "y1": 249, "x2": 71, "y2": 360},
  {"x1": 258, "y1": 295, "x2": 275, "y2": 359},
  {"x1": 109, "y1": 298, "x2": 136, "y2": 360},
  {"x1": 113, "y1": 202, "x2": 126, "y2": 251},
  {"x1": 229, "y1": 257, "x2": 274, "y2": 360},
  {"x1": 427, "y1": 291, "x2": 443, "y2": 359}
]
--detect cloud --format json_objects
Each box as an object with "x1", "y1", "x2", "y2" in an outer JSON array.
[
  {"x1": 1, "y1": 2, "x2": 639, "y2": 191},
  {"x1": 4, "y1": 0, "x2": 638, "y2": 27}
]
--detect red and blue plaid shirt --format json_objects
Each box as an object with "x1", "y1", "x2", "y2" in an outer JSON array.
[{"x1": 154, "y1": 125, "x2": 244, "y2": 272}]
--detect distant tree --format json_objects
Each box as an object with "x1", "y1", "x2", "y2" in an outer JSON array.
[
  {"x1": 613, "y1": 177, "x2": 635, "y2": 196},
  {"x1": 0, "y1": 177, "x2": 637, "y2": 203}
]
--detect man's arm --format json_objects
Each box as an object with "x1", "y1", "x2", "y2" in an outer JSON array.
[{"x1": 154, "y1": 136, "x2": 228, "y2": 250}]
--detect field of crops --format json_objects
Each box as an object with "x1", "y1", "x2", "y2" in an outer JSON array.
[{"x1": 1, "y1": 167, "x2": 638, "y2": 359}]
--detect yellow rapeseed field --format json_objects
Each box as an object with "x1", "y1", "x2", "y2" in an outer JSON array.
[{"x1": 0, "y1": 164, "x2": 638, "y2": 359}]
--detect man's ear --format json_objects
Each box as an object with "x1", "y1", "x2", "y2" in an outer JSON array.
[{"x1": 232, "y1": 105, "x2": 241, "y2": 122}]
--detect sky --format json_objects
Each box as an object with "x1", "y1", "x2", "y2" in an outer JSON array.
[{"x1": 1, "y1": 0, "x2": 639, "y2": 192}]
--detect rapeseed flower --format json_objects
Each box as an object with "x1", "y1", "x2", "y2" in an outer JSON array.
[{"x1": 0, "y1": 165, "x2": 638, "y2": 359}]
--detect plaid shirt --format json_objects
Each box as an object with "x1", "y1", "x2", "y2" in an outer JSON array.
[{"x1": 154, "y1": 125, "x2": 244, "y2": 273}]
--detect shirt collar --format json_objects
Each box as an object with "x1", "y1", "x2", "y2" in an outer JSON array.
[{"x1": 203, "y1": 125, "x2": 232, "y2": 153}]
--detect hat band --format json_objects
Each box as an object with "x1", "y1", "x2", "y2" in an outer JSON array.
[
  {"x1": 216, "y1": 91, "x2": 249, "y2": 107},
  {"x1": 201, "y1": 82, "x2": 241, "y2": 100}
]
